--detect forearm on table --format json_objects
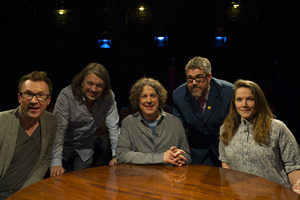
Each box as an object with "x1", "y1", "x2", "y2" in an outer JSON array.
[
  {"x1": 288, "y1": 170, "x2": 300, "y2": 185},
  {"x1": 222, "y1": 162, "x2": 231, "y2": 169}
]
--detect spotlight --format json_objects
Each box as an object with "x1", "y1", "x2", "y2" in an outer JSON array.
[
  {"x1": 154, "y1": 36, "x2": 168, "y2": 47},
  {"x1": 98, "y1": 39, "x2": 111, "y2": 49},
  {"x1": 213, "y1": 36, "x2": 227, "y2": 47}
]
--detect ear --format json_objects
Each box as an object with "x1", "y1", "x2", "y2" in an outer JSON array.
[
  {"x1": 208, "y1": 73, "x2": 213, "y2": 81},
  {"x1": 47, "y1": 96, "x2": 51, "y2": 106},
  {"x1": 18, "y1": 93, "x2": 21, "y2": 104}
]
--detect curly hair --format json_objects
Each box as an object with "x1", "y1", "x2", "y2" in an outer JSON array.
[
  {"x1": 220, "y1": 79, "x2": 274, "y2": 146},
  {"x1": 129, "y1": 77, "x2": 167, "y2": 111}
]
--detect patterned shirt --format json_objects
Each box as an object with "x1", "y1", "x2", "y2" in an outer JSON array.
[{"x1": 219, "y1": 118, "x2": 300, "y2": 188}]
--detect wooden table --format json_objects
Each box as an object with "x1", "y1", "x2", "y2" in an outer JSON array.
[{"x1": 8, "y1": 164, "x2": 300, "y2": 200}]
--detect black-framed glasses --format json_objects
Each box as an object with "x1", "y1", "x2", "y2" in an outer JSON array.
[
  {"x1": 19, "y1": 92, "x2": 50, "y2": 102},
  {"x1": 187, "y1": 74, "x2": 208, "y2": 83}
]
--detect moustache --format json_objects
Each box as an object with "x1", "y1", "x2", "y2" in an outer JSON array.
[{"x1": 192, "y1": 86, "x2": 202, "y2": 89}]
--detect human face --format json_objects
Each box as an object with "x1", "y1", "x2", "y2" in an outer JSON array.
[
  {"x1": 82, "y1": 73, "x2": 105, "y2": 104},
  {"x1": 186, "y1": 68, "x2": 212, "y2": 98},
  {"x1": 139, "y1": 85, "x2": 160, "y2": 121},
  {"x1": 235, "y1": 87, "x2": 257, "y2": 121},
  {"x1": 18, "y1": 80, "x2": 51, "y2": 122}
]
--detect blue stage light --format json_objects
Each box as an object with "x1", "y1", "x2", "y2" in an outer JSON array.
[
  {"x1": 213, "y1": 36, "x2": 227, "y2": 47},
  {"x1": 154, "y1": 36, "x2": 168, "y2": 47},
  {"x1": 98, "y1": 39, "x2": 111, "y2": 49}
]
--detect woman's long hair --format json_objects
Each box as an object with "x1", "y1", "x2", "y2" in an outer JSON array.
[{"x1": 220, "y1": 79, "x2": 274, "y2": 146}]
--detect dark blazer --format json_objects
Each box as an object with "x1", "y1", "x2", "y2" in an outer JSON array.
[
  {"x1": 172, "y1": 78, "x2": 233, "y2": 159},
  {"x1": 0, "y1": 108, "x2": 57, "y2": 189}
]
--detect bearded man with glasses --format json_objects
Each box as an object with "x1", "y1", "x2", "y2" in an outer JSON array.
[
  {"x1": 172, "y1": 56, "x2": 233, "y2": 166},
  {"x1": 0, "y1": 71, "x2": 57, "y2": 199}
]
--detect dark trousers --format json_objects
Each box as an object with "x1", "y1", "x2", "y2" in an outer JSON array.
[
  {"x1": 63, "y1": 151, "x2": 93, "y2": 172},
  {"x1": 191, "y1": 147, "x2": 221, "y2": 167},
  {"x1": 92, "y1": 133, "x2": 112, "y2": 166},
  {"x1": 63, "y1": 133, "x2": 112, "y2": 171},
  {"x1": 44, "y1": 133, "x2": 112, "y2": 178}
]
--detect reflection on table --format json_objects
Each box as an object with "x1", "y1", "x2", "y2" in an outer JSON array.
[{"x1": 8, "y1": 164, "x2": 300, "y2": 200}]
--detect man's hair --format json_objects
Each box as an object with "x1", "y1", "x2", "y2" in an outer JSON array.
[
  {"x1": 71, "y1": 62, "x2": 111, "y2": 98},
  {"x1": 129, "y1": 77, "x2": 167, "y2": 111},
  {"x1": 185, "y1": 56, "x2": 212, "y2": 75},
  {"x1": 18, "y1": 71, "x2": 53, "y2": 95}
]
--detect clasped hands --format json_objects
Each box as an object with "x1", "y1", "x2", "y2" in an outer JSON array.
[{"x1": 163, "y1": 146, "x2": 187, "y2": 167}]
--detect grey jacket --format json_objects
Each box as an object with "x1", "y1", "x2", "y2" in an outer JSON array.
[
  {"x1": 116, "y1": 110, "x2": 192, "y2": 165},
  {"x1": 0, "y1": 108, "x2": 57, "y2": 189}
]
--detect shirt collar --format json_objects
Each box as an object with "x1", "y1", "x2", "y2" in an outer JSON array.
[{"x1": 137, "y1": 108, "x2": 166, "y2": 122}]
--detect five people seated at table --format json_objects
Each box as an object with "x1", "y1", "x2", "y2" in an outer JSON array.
[{"x1": 1, "y1": 56, "x2": 300, "y2": 199}]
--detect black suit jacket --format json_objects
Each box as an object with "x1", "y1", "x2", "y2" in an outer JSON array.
[{"x1": 172, "y1": 78, "x2": 233, "y2": 157}]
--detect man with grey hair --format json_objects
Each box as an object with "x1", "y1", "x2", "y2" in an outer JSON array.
[{"x1": 172, "y1": 56, "x2": 233, "y2": 166}]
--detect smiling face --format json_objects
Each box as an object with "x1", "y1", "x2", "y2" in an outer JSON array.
[
  {"x1": 235, "y1": 87, "x2": 257, "y2": 121},
  {"x1": 139, "y1": 85, "x2": 160, "y2": 121},
  {"x1": 82, "y1": 73, "x2": 105, "y2": 105},
  {"x1": 18, "y1": 80, "x2": 51, "y2": 122}
]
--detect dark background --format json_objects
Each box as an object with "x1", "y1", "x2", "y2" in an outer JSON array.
[{"x1": 1, "y1": 0, "x2": 298, "y2": 140}]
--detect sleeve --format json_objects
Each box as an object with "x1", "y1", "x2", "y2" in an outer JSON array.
[
  {"x1": 105, "y1": 97, "x2": 120, "y2": 157},
  {"x1": 116, "y1": 119, "x2": 164, "y2": 164},
  {"x1": 175, "y1": 118, "x2": 192, "y2": 164},
  {"x1": 172, "y1": 91, "x2": 187, "y2": 132},
  {"x1": 218, "y1": 125, "x2": 228, "y2": 163},
  {"x1": 50, "y1": 91, "x2": 71, "y2": 167},
  {"x1": 278, "y1": 121, "x2": 300, "y2": 173}
]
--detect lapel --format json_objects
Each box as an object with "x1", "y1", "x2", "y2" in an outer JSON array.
[
  {"x1": 0, "y1": 109, "x2": 20, "y2": 179},
  {"x1": 203, "y1": 79, "x2": 223, "y2": 124},
  {"x1": 186, "y1": 79, "x2": 224, "y2": 125},
  {"x1": 186, "y1": 91, "x2": 203, "y2": 120}
]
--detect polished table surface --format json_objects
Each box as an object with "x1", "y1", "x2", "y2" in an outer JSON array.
[{"x1": 8, "y1": 164, "x2": 300, "y2": 200}]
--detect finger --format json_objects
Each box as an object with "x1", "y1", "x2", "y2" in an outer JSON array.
[
  {"x1": 178, "y1": 155, "x2": 187, "y2": 161},
  {"x1": 170, "y1": 146, "x2": 177, "y2": 152},
  {"x1": 173, "y1": 150, "x2": 186, "y2": 158}
]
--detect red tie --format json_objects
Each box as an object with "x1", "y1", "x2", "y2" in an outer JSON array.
[{"x1": 198, "y1": 97, "x2": 206, "y2": 113}]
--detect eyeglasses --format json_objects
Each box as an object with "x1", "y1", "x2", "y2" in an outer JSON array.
[
  {"x1": 19, "y1": 92, "x2": 50, "y2": 102},
  {"x1": 187, "y1": 75, "x2": 208, "y2": 83}
]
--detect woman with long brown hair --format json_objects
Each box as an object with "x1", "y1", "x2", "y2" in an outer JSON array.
[{"x1": 219, "y1": 79, "x2": 300, "y2": 194}]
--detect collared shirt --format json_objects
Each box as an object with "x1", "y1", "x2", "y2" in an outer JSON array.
[
  {"x1": 116, "y1": 109, "x2": 192, "y2": 165},
  {"x1": 219, "y1": 119, "x2": 300, "y2": 188},
  {"x1": 196, "y1": 85, "x2": 210, "y2": 109},
  {"x1": 51, "y1": 85, "x2": 120, "y2": 167}
]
